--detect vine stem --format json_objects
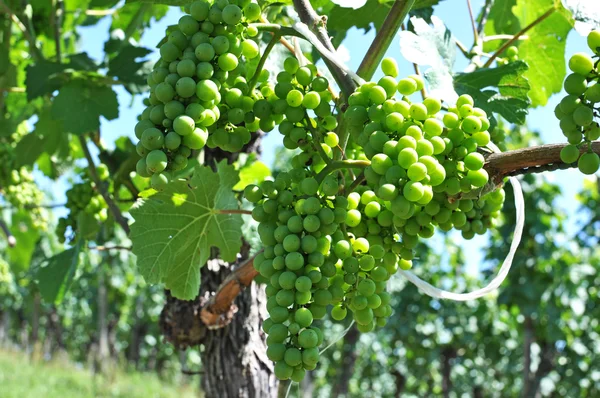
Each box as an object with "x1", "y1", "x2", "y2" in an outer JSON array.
[
  {"x1": 292, "y1": 0, "x2": 357, "y2": 98},
  {"x1": 89, "y1": 245, "x2": 132, "y2": 251},
  {"x1": 476, "y1": 0, "x2": 494, "y2": 37},
  {"x1": 248, "y1": 33, "x2": 280, "y2": 90},
  {"x1": 217, "y1": 209, "x2": 252, "y2": 215},
  {"x1": 485, "y1": 141, "x2": 600, "y2": 184},
  {"x1": 52, "y1": 0, "x2": 63, "y2": 62},
  {"x1": 200, "y1": 254, "x2": 260, "y2": 328},
  {"x1": 123, "y1": 4, "x2": 150, "y2": 43},
  {"x1": 483, "y1": 6, "x2": 556, "y2": 68},
  {"x1": 0, "y1": 0, "x2": 43, "y2": 60},
  {"x1": 466, "y1": 0, "x2": 478, "y2": 44},
  {"x1": 78, "y1": 135, "x2": 130, "y2": 234},
  {"x1": 315, "y1": 160, "x2": 370, "y2": 184},
  {"x1": 0, "y1": 218, "x2": 16, "y2": 247},
  {"x1": 356, "y1": 0, "x2": 416, "y2": 81}
]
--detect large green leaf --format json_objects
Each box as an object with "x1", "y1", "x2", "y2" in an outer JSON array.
[
  {"x1": 454, "y1": 61, "x2": 530, "y2": 100},
  {"x1": 233, "y1": 160, "x2": 271, "y2": 191},
  {"x1": 512, "y1": 0, "x2": 573, "y2": 107},
  {"x1": 35, "y1": 241, "x2": 82, "y2": 304},
  {"x1": 6, "y1": 211, "x2": 40, "y2": 272},
  {"x1": 24, "y1": 60, "x2": 69, "y2": 101},
  {"x1": 130, "y1": 161, "x2": 244, "y2": 300},
  {"x1": 400, "y1": 16, "x2": 456, "y2": 100},
  {"x1": 52, "y1": 80, "x2": 119, "y2": 135},
  {"x1": 482, "y1": 0, "x2": 520, "y2": 53},
  {"x1": 13, "y1": 107, "x2": 65, "y2": 168}
]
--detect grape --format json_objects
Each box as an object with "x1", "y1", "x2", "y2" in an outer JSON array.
[
  {"x1": 381, "y1": 57, "x2": 399, "y2": 77},
  {"x1": 564, "y1": 73, "x2": 587, "y2": 96},
  {"x1": 218, "y1": 53, "x2": 239, "y2": 71},
  {"x1": 286, "y1": 90, "x2": 304, "y2": 107},
  {"x1": 141, "y1": 128, "x2": 165, "y2": 150},
  {"x1": 222, "y1": 4, "x2": 242, "y2": 24},
  {"x1": 573, "y1": 106, "x2": 594, "y2": 126},
  {"x1": 467, "y1": 169, "x2": 488, "y2": 187},
  {"x1": 173, "y1": 115, "x2": 195, "y2": 136},
  {"x1": 196, "y1": 79, "x2": 219, "y2": 101},
  {"x1": 244, "y1": 3, "x2": 261, "y2": 21},
  {"x1": 578, "y1": 152, "x2": 600, "y2": 175},
  {"x1": 569, "y1": 53, "x2": 594, "y2": 76},
  {"x1": 183, "y1": 127, "x2": 208, "y2": 149},
  {"x1": 397, "y1": 78, "x2": 417, "y2": 95},
  {"x1": 464, "y1": 152, "x2": 484, "y2": 170},
  {"x1": 155, "y1": 82, "x2": 175, "y2": 103},
  {"x1": 176, "y1": 77, "x2": 196, "y2": 98},
  {"x1": 146, "y1": 150, "x2": 168, "y2": 173},
  {"x1": 151, "y1": 173, "x2": 169, "y2": 190},
  {"x1": 136, "y1": 158, "x2": 151, "y2": 178},
  {"x1": 302, "y1": 91, "x2": 321, "y2": 109}
]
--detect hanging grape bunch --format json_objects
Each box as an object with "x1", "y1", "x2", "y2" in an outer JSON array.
[
  {"x1": 0, "y1": 130, "x2": 47, "y2": 230},
  {"x1": 134, "y1": 0, "x2": 263, "y2": 190},
  {"x1": 556, "y1": 29, "x2": 600, "y2": 175},
  {"x1": 56, "y1": 167, "x2": 109, "y2": 243}
]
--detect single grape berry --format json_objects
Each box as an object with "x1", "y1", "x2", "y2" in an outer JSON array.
[
  {"x1": 560, "y1": 144, "x2": 580, "y2": 164},
  {"x1": 578, "y1": 152, "x2": 600, "y2": 175}
]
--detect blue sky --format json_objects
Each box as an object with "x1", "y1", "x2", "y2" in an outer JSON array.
[{"x1": 66, "y1": 1, "x2": 592, "y2": 274}]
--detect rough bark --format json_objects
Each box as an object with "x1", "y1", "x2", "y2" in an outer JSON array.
[
  {"x1": 96, "y1": 265, "x2": 110, "y2": 373},
  {"x1": 127, "y1": 294, "x2": 147, "y2": 368},
  {"x1": 392, "y1": 370, "x2": 406, "y2": 398},
  {"x1": 441, "y1": 347, "x2": 457, "y2": 398},
  {"x1": 332, "y1": 325, "x2": 360, "y2": 397},
  {"x1": 521, "y1": 316, "x2": 534, "y2": 398},
  {"x1": 159, "y1": 132, "x2": 276, "y2": 398}
]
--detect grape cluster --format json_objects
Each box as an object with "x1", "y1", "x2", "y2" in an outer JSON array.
[
  {"x1": 345, "y1": 58, "x2": 503, "y2": 241},
  {"x1": 0, "y1": 132, "x2": 47, "y2": 230},
  {"x1": 240, "y1": 52, "x2": 508, "y2": 381},
  {"x1": 497, "y1": 45, "x2": 519, "y2": 66},
  {"x1": 555, "y1": 29, "x2": 600, "y2": 175},
  {"x1": 56, "y1": 171, "x2": 108, "y2": 243},
  {"x1": 135, "y1": 0, "x2": 263, "y2": 190}
]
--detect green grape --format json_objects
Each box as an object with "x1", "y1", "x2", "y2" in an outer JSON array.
[
  {"x1": 381, "y1": 57, "x2": 399, "y2": 77},
  {"x1": 464, "y1": 152, "x2": 484, "y2": 170},
  {"x1": 564, "y1": 73, "x2": 587, "y2": 96},
  {"x1": 151, "y1": 173, "x2": 169, "y2": 190},
  {"x1": 397, "y1": 78, "x2": 417, "y2": 95},
  {"x1": 302, "y1": 91, "x2": 321, "y2": 109},
  {"x1": 578, "y1": 152, "x2": 600, "y2": 175},
  {"x1": 183, "y1": 127, "x2": 208, "y2": 149},
  {"x1": 569, "y1": 52, "x2": 594, "y2": 76},
  {"x1": 286, "y1": 90, "x2": 304, "y2": 107},
  {"x1": 196, "y1": 79, "x2": 219, "y2": 101},
  {"x1": 146, "y1": 150, "x2": 168, "y2": 173},
  {"x1": 141, "y1": 128, "x2": 165, "y2": 150},
  {"x1": 573, "y1": 106, "x2": 594, "y2": 126},
  {"x1": 244, "y1": 3, "x2": 262, "y2": 21},
  {"x1": 173, "y1": 115, "x2": 195, "y2": 136},
  {"x1": 165, "y1": 131, "x2": 182, "y2": 150}
]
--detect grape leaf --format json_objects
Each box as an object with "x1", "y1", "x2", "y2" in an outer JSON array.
[
  {"x1": 561, "y1": 0, "x2": 600, "y2": 35},
  {"x1": 52, "y1": 80, "x2": 119, "y2": 135},
  {"x1": 112, "y1": 2, "x2": 170, "y2": 39},
  {"x1": 108, "y1": 45, "x2": 152, "y2": 82},
  {"x1": 25, "y1": 60, "x2": 69, "y2": 100},
  {"x1": 454, "y1": 61, "x2": 530, "y2": 101},
  {"x1": 130, "y1": 161, "x2": 244, "y2": 300},
  {"x1": 327, "y1": 0, "x2": 390, "y2": 35},
  {"x1": 454, "y1": 61, "x2": 530, "y2": 124},
  {"x1": 35, "y1": 242, "x2": 82, "y2": 304},
  {"x1": 399, "y1": 16, "x2": 455, "y2": 70},
  {"x1": 482, "y1": 0, "x2": 520, "y2": 53},
  {"x1": 6, "y1": 211, "x2": 40, "y2": 272},
  {"x1": 234, "y1": 160, "x2": 271, "y2": 191},
  {"x1": 400, "y1": 16, "x2": 457, "y2": 100},
  {"x1": 513, "y1": 0, "x2": 573, "y2": 107},
  {"x1": 14, "y1": 107, "x2": 65, "y2": 167}
]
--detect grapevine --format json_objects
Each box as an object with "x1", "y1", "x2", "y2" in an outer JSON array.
[{"x1": 555, "y1": 29, "x2": 600, "y2": 175}]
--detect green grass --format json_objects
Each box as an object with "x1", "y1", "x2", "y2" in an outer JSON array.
[{"x1": 0, "y1": 349, "x2": 198, "y2": 398}]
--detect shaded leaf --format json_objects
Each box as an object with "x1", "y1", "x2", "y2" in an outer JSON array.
[
  {"x1": 513, "y1": 0, "x2": 573, "y2": 107},
  {"x1": 52, "y1": 80, "x2": 119, "y2": 135},
  {"x1": 35, "y1": 242, "x2": 82, "y2": 304},
  {"x1": 130, "y1": 161, "x2": 244, "y2": 300},
  {"x1": 234, "y1": 160, "x2": 272, "y2": 191}
]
